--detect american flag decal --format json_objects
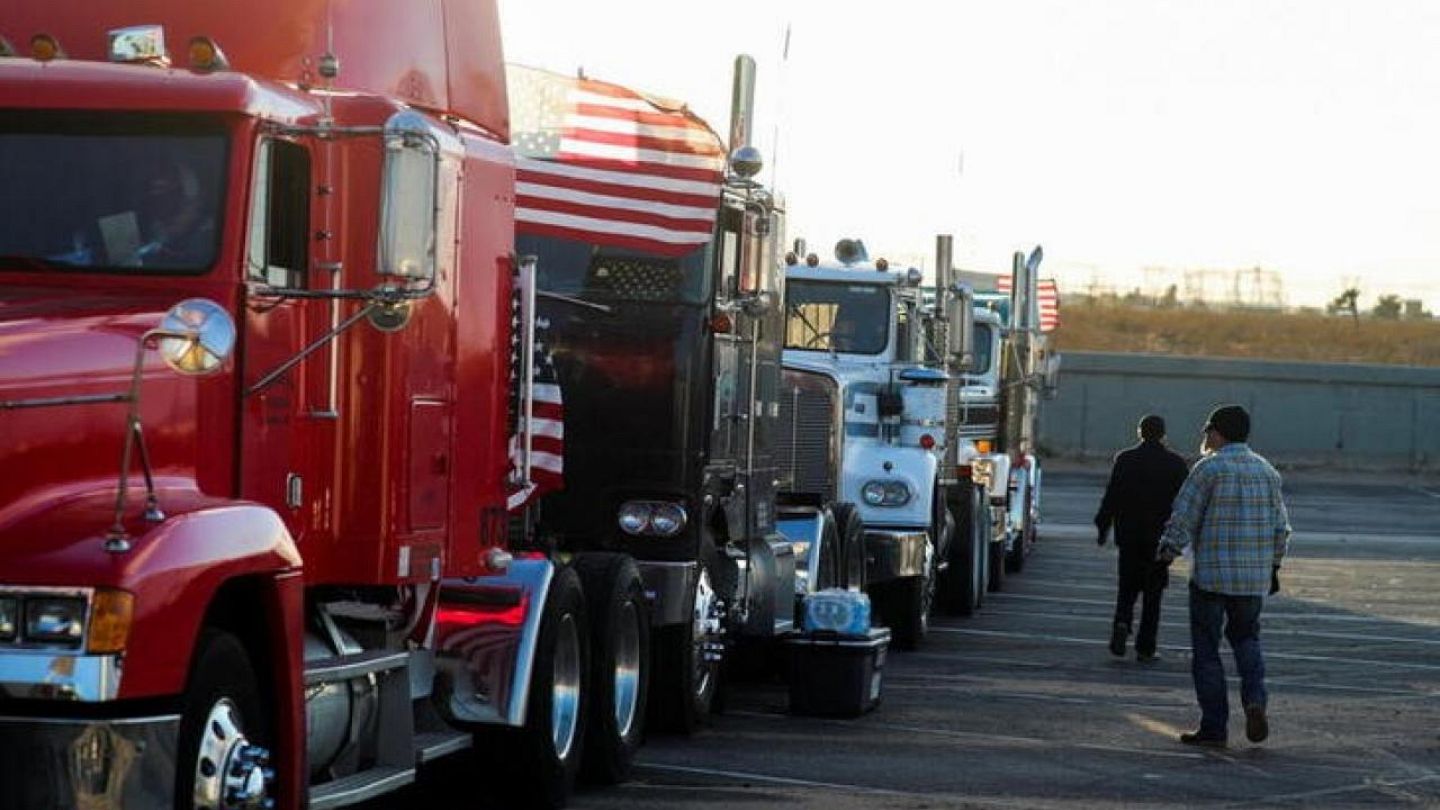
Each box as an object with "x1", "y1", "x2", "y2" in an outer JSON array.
[
  {"x1": 997, "y1": 276, "x2": 1062, "y2": 332},
  {"x1": 508, "y1": 64, "x2": 727, "y2": 257}
]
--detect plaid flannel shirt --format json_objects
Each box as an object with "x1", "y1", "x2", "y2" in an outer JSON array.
[{"x1": 1158, "y1": 443, "x2": 1291, "y2": 596}]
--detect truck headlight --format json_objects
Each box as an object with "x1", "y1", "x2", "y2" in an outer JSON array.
[
  {"x1": 862, "y1": 479, "x2": 911, "y2": 507},
  {"x1": 649, "y1": 503, "x2": 687, "y2": 536},
  {"x1": 25, "y1": 596, "x2": 86, "y2": 646},
  {"x1": 618, "y1": 502, "x2": 653, "y2": 535},
  {"x1": 618, "y1": 501, "x2": 687, "y2": 537},
  {"x1": 0, "y1": 596, "x2": 16, "y2": 641}
]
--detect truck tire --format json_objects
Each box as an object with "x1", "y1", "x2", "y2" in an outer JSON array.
[
  {"x1": 884, "y1": 545, "x2": 934, "y2": 651},
  {"x1": 573, "y1": 553, "x2": 649, "y2": 785},
  {"x1": 649, "y1": 563, "x2": 721, "y2": 734},
  {"x1": 493, "y1": 565, "x2": 590, "y2": 809},
  {"x1": 176, "y1": 630, "x2": 274, "y2": 810},
  {"x1": 1006, "y1": 488, "x2": 1033, "y2": 574},
  {"x1": 829, "y1": 502, "x2": 866, "y2": 591},
  {"x1": 988, "y1": 537, "x2": 1008, "y2": 592},
  {"x1": 938, "y1": 485, "x2": 979, "y2": 616}
]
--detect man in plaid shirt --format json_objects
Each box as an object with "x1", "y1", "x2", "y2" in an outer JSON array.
[{"x1": 1158, "y1": 405, "x2": 1291, "y2": 748}]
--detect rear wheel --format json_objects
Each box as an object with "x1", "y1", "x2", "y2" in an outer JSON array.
[
  {"x1": 574, "y1": 554, "x2": 649, "y2": 785},
  {"x1": 491, "y1": 565, "x2": 589, "y2": 809},
  {"x1": 176, "y1": 630, "x2": 273, "y2": 810},
  {"x1": 650, "y1": 564, "x2": 721, "y2": 734}
]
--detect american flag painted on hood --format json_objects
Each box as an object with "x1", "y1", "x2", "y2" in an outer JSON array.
[
  {"x1": 997, "y1": 276, "x2": 1062, "y2": 332},
  {"x1": 507, "y1": 64, "x2": 727, "y2": 257}
]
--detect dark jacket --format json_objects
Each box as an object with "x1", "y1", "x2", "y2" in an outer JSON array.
[{"x1": 1095, "y1": 439, "x2": 1189, "y2": 557}]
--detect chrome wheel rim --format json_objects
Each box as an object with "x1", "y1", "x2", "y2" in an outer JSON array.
[
  {"x1": 193, "y1": 699, "x2": 271, "y2": 810},
  {"x1": 613, "y1": 600, "x2": 642, "y2": 739},
  {"x1": 692, "y1": 568, "x2": 721, "y2": 700},
  {"x1": 919, "y1": 544, "x2": 935, "y2": 634},
  {"x1": 552, "y1": 613, "x2": 582, "y2": 760}
]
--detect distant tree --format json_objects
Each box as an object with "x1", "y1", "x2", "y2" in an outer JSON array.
[
  {"x1": 1160, "y1": 284, "x2": 1179, "y2": 309},
  {"x1": 1327, "y1": 287, "x2": 1360, "y2": 324},
  {"x1": 1372, "y1": 294, "x2": 1402, "y2": 320}
]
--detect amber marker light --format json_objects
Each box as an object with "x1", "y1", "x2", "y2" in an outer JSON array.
[
  {"x1": 30, "y1": 33, "x2": 64, "y2": 62},
  {"x1": 976, "y1": 439, "x2": 993, "y2": 454},
  {"x1": 87, "y1": 589, "x2": 135, "y2": 654},
  {"x1": 188, "y1": 36, "x2": 229, "y2": 72}
]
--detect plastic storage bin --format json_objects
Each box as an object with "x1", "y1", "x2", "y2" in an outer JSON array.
[{"x1": 785, "y1": 627, "x2": 890, "y2": 717}]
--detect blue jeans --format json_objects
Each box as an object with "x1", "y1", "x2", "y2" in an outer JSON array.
[{"x1": 1189, "y1": 582, "x2": 1267, "y2": 736}]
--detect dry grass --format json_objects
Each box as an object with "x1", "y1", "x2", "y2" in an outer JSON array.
[{"x1": 1054, "y1": 303, "x2": 1440, "y2": 366}]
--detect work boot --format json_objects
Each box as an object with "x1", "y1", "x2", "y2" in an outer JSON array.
[
  {"x1": 1136, "y1": 650, "x2": 1161, "y2": 663},
  {"x1": 1244, "y1": 704, "x2": 1269, "y2": 743},
  {"x1": 1109, "y1": 622, "x2": 1129, "y2": 657},
  {"x1": 1179, "y1": 730, "x2": 1227, "y2": 748}
]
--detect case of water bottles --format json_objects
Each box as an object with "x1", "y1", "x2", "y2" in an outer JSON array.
[{"x1": 786, "y1": 589, "x2": 889, "y2": 717}]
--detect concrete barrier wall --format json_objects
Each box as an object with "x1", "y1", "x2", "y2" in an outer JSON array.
[{"x1": 1037, "y1": 352, "x2": 1440, "y2": 471}]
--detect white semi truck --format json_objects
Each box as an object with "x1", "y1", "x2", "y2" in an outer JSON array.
[{"x1": 775, "y1": 237, "x2": 1057, "y2": 648}]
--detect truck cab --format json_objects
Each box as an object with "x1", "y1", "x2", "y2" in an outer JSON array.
[{"x1": 778, "y1": 243, "x2": 952, "y2": 647}]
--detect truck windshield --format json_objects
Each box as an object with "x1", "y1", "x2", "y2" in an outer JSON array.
[
  {"x1": 785, "y1": 280, "x2": 890, "y2": 354},
  {"x1": 518, "y1": 234, "x2": 712, "y2": 305},
  {"x1": 0, "y1": 113, "x2": 228, "y2": 274}
]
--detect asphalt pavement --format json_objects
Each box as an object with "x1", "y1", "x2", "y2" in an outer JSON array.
[{"x1": 396, "y1": 468, "x2": 1440, "y2": 809}]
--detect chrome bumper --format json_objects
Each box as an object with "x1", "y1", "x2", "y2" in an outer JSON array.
[
  {"x1": 0, "y1": 651, "x2": 122, "y2": 701},
  {"x1": 0, "y1": 712, "x2": 179, "y2": 810},
  {"x1": 865, "y1": 529, "x2": 930, "y2": 584}
]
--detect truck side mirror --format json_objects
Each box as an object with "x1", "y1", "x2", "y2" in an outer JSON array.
[
  {"x1": 945, "y1": 284, "x2": 975, "y2": 372},
  {"x1": 378, "y1": 110, "x2": 440, "y2": 282}
]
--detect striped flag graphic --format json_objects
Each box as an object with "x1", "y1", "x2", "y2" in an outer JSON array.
[
  {"x1": 507, "y1": 64, "x2": 726, "y2": 257},
  {"x1": 997, "y1": 276, "x2": 1062, "y2": 332},
  {"x1": 507, "y1": 316, "x2": 565, "y2": 512}
]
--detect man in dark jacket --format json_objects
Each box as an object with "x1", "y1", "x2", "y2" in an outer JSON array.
[{"x1": 1095, "y1": 414, "x2": 1189, "y2": 661}]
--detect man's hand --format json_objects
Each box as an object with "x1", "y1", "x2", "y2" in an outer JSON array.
[
  {"x1": 1269, "y1": 565, "x2": 1281, "y2": 596},
  {"x1": 1096, "y1": 528, "x2": 1108, "y2": 547},
  {"x1": 1156, "y1": 545, "x2": 1180, "y2": 564}
]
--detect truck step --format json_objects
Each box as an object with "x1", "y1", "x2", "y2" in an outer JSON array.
[
  {"x1": 415, "y1": 730, "x2": 472, "y2": 763},
  {"x1": 303, "y1": 650, "x2": 409, "y2": 686},
  {"x1": 309, "y1": 766, "x2": 415, "y2": 810}
]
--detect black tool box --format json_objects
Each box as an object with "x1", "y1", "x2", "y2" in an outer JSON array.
[{"x1": 784, "y1": 626, "x2": 890, "y2": 717}]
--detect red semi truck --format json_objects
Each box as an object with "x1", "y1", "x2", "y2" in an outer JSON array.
[{"x1": 0, "y1": 2, "x2": 643, "y2": 808}]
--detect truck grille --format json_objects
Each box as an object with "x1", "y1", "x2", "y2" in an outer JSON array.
[
  {"x1": 951, "y1": 401, "x2": 1000, "y2": 441},
  {"x1": 777, "y1": 369, "x2": 838, "y2": 502}
]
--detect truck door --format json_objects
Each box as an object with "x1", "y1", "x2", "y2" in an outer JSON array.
[{"x1": 238, "y1": 137, "x2": 333, "y2": 545}]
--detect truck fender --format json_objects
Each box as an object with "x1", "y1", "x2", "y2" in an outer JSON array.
[
  {"x1": 112, "y1": 503, "x2": 302, "y2": 700},
  {"x1": 434, "y1": 555, "x2": 555, "y2": 728}
]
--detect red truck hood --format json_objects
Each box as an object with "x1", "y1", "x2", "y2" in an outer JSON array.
[{"x1": 0, "y1": 287, "x2": 210, "y2": 573}]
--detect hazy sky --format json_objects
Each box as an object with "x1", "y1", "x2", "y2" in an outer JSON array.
[{"x1": 499, "y1": 1, "x2": 1440, "y2": 308}]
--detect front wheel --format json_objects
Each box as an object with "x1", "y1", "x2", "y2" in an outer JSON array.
[
  {"x1": 650, "y1": 564, "x2": 722, "y2": 734},
  {"x1": 882, "y1": 542, "x2": 934, "y2": 650},
  {"x1": 1006, "y1": 487, "x2": 1032, "y2": 574},
  {"x1": 176, "y1": 630, "x2": 273, "y2": 810},
  {"x1": 988, "y1": 536, "x2": 1008, "y2": 592},
  {"x1": 830, "y1": 502, "x2": 866, "y2": 591},
  {"x1": 574, "y1": 554, "x2": 649, "y2": 785},
  {"x1": 490, "y1": 565, "x2": 590, "y2": 809}
]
